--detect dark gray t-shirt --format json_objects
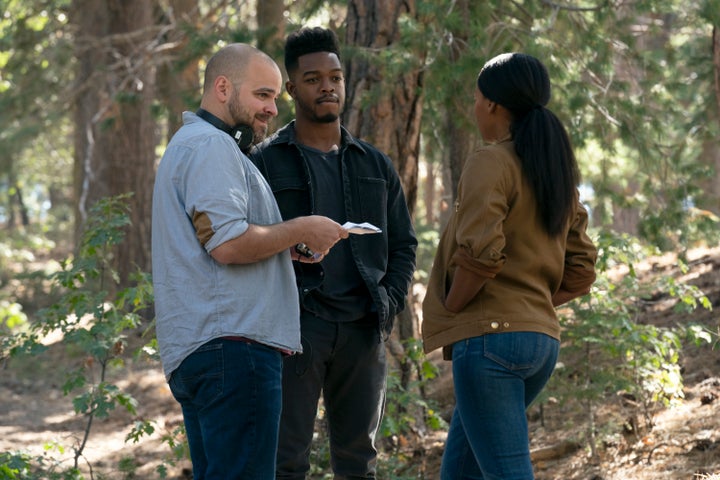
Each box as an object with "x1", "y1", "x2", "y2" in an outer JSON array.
[{"x1": 299, "y1": 144, "x2": 371, "y2": 322}]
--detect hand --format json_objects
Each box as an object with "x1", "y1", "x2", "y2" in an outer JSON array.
[
  {"x1": 291, "y1": 244, "x2": 327, "y2": 263},
  {"x1": 298, "y1": 216, "x2": 348, "y2": 254},
  {"x1": 295, "y1": 249, "x2": 328, "y2": 263},
  {"x1": 444, "y1": 296, "x2": 462, "y2": 314},
  {"x1": 443, "y1": 266, "x2": 488, "y2": 313},
  {"x1": 552, "y1": 287, "x2": 590, "y2": 307}
]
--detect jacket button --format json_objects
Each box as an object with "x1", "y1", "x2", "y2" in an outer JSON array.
[
  {"x1": 490, "y1": 322, "x2": 499, "y2": 329},
  {"x1": 503, "y1": 322, "x2": 510, "y2": 328},
  {"x1": 303, "y1": 288, "x2": 309, "y2": 294}
]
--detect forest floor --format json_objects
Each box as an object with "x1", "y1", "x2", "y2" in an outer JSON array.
[{"x1": 1, "y1": 245, "x2": 719, "y2": 479}]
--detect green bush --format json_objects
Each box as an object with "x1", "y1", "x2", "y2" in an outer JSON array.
[
  {"x1": 541, "y1": 230, "x2": 713, "y2": 458},
  {"x1": 1, "y1": 195, "x2": 158, "y2": 479}
]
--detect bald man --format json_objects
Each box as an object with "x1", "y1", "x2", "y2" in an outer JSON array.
[{"x1": 152, "y1": 43, "x2": 348, "y2": 479}]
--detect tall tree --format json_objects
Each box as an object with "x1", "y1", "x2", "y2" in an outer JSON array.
[
  {"x1": 343, "y1": 0, "x2": 424, "y2": 217},
  {"x1": 256, "y1": 0, "x2": 286, "y2": 56},
  {"x1": 435, "y1": 0, "x2": 483, "y2": 212},
  {"x1": 0, "y1": 1, "x2": 74, "y2": 230},
  {"x1": 343, "y1": 0, "x2": 427, "y2": 403},
  {"x1": 698, "y1": 17, "x2": 720, "y2": 215},
  {"x1": 418, "y1": 1, "x2": 720, "y2": 249},
  {"x1": 71, "y1": 0, "x2": 157, "y2": 285},
  {"x1": 156, "y1": 0, "x2": 201, "y2": 142}
]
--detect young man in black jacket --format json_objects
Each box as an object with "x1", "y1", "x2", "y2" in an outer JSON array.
[{"x1": 250, "y1": 27, "x2": 417, "y2": 480}]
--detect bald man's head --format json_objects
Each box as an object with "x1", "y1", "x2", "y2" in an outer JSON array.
[
  {"x1": 197, "y1": 43, "x2": 282, "y2": 147},
  {"x1": 202, "y1": 43, "x2": 276, "y2": 94}
]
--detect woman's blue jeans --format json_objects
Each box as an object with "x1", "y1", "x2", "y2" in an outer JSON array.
[
  {"x1": 440, "y1": 332, "x2": 559, "y2": 480},
  {"x1": 168, "y1": 337, "x2": 283, "y2": 480}
]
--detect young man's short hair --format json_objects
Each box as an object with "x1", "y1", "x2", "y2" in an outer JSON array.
[{"x1": 284, "y1": 27, "x2": 341, "y2": 75}]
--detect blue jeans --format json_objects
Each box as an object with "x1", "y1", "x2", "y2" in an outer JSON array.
[
  {"x1": 168, "y1": 338, "x2": 283, "y2": 480},
  {"x1": 440, "y1": 332, "x2": 559, "y2": 480}
]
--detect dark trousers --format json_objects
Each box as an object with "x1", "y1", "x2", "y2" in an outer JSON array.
[{"x1": 276, "y1": 311, "x2": 387, "y2": 480}]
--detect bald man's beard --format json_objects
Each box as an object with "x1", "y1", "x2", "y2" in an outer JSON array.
[{"x1": 228, "y1": 92, "x2": 269, "y2": 144}]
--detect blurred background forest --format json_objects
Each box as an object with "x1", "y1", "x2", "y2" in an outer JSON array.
[{"x1": 1, "y1": 0, "x2": 720, "y2": 478}]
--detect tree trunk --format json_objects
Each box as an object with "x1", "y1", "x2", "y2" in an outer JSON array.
[
  {"x1": 257, "y1": 0, "x2": 286, "y2": 59},
  {"x1": 72, "y1": 0, "x2": 156, "y2": 286},
  {"x1": 256, "y1": 0, "x2": 290, "y2": 130},
  {"x1": 441, "y1": 0, "x2": 477, "y2": 208},
  {"x1": 445, "y1": 109, "x2": 475, "y2": 206},
  {"x1": 156, "y1": 0, "x2": 200, "y2": 142},
  {"x1": 343, "y1": 0, "x2": 424, "y2": 219},
  {"x1": 13, "y1": 182, "x2": 29, "y2": 227},
  {"x1": 72, "y1": 0, "x2": 108, "y2": 242},
  {"x1": 714, "y1": 26, "x2": 720, "y2": 121},
  {"x1": 698, "y1": 142, "x2": 720, "y2": 215},
  {"x1": 422, "y1": 156, "x2": 436, "y2": 226},
  {"x1": 343, "y1": 0, "x2": 426, "y2": 431},
  {"x1": 703, "y1": 26, "x2": 720, "y2": 215}
]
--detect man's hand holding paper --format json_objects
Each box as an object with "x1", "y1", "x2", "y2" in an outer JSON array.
[{"x1": 342, "y1": 221, "x2": 382, "y2": 235}]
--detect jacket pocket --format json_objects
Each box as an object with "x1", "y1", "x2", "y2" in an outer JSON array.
[
  {"x1": 357, "y1": 177, "x2": 387, "y2": 229},
  {"x1": 272, "y1": 177, "x2": 311, "y2": 219}
]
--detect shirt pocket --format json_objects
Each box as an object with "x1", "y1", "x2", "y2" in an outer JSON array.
[{"x1": 246, "y1": 170, "x2": 282, "y2": 224}]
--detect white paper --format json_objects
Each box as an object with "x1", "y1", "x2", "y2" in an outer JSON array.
[{"x1": 342, "y1": 221, "x2": 382, "y2": 234}]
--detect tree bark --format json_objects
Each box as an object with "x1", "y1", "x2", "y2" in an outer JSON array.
[
  {"x1": 530, "y1": 440, "x2": 581, "y2": 462},
  {"x1": 72, "y1": 0, "x2": 157, "y2": 286},
  {"x1": 256, "y1": 0, "x2": 291, "y2": 130},
  {"x1": 257, "y1": 0, "x2": 286, "y2": 60},
  {"x1": 343, "y1": 0, "x2": 424, "y2": 219},
  {"x1": 714, "y1": 26, "x2": 720, "y2": 119},
  {"x1": 343, "y1": 0, "x2": 426, "y2": 431},
  {"x1": 707, "y1": 26, "x2": 720, "y2": 214},
  {"x1": 442, "y1": 0, "x2": 477, "y2": 209},
  {"x1": 72, "y1": 0, "x2": 108, "y2": 242},
  {"x1": 445, "y1": 109, "x2": 475, "y2": 209},
  {"x1": 6, "y1": 174, "x2": 29, "y2": 229},
  {"x1": 156, "y1": 0, "x2": 200, "y2": 142}
]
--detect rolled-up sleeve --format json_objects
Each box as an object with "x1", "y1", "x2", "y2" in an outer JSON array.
[
  {"x1": 561, "y1": 202, "x2": 597, "y2": 294},
  {"x1": 184, "y1": 136, "x2": 251, "y2": 253},
  {"x1": 453, "y1": 150, "x2": 510, "y2": 276}
]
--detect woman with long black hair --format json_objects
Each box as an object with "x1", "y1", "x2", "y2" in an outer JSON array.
[{"x1": 422, "y1": 53, "x2": 598, "y2": 479}]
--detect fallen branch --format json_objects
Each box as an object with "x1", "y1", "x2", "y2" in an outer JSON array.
[{"x1": 531, "y1": 440, "x2": 582, "y2": 462}]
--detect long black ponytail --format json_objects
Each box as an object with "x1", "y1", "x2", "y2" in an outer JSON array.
[{"x1": 477, "y1": 53, "x2": 579, "y2": 237}]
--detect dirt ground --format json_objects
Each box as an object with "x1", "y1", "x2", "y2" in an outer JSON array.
[{"x1": 1, "y1": 246, "x2": 719, "y2": 479}]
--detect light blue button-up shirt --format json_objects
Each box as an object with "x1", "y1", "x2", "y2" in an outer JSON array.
[{"x1": 152, "y1": 112, "x2": 301, "y2": 380}]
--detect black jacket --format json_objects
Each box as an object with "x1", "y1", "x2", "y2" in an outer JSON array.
[{"x1": 250, "y1": 121, "x2": 417, "y2": 337}]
